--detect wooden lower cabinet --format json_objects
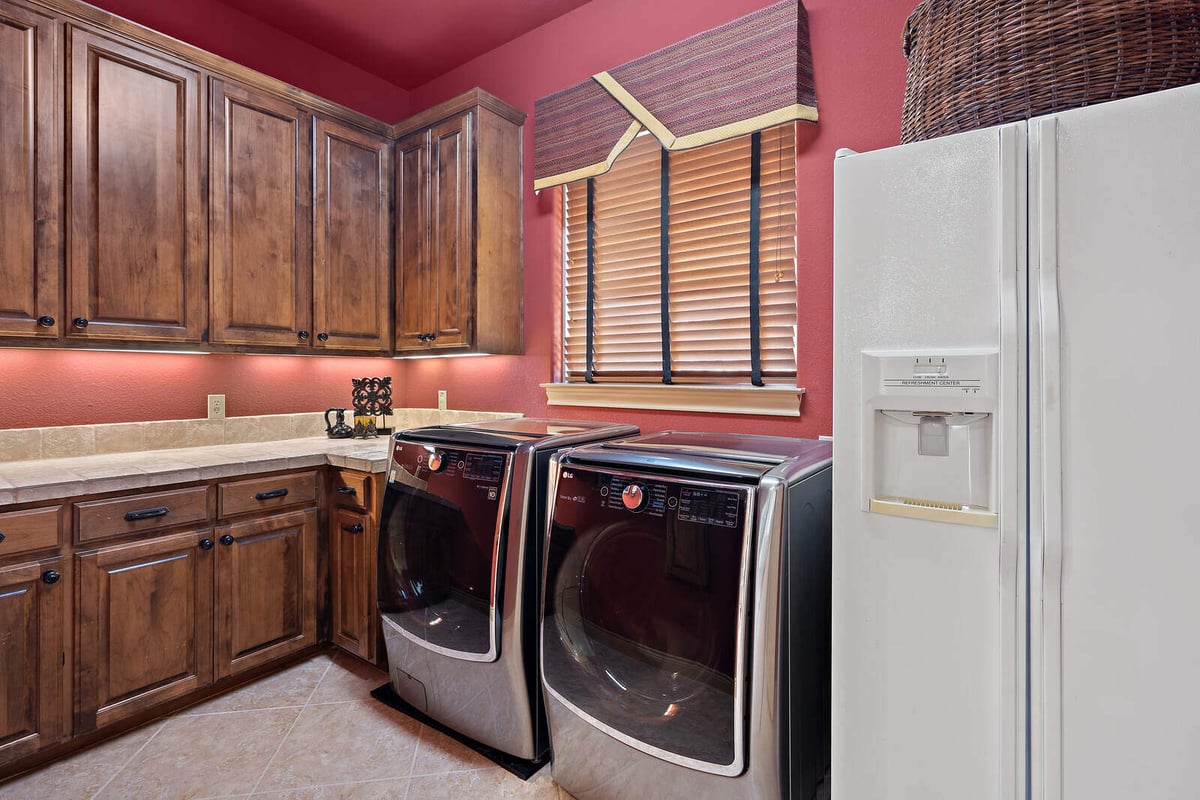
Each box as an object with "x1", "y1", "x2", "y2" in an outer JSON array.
[
  {"x1": 0, "y1": 556, "x2": 69, "y2": 768},
  {"x1": 329, "y1": 507, "x2": 375, "y2": 662},
  {"x1": 214, "y1": 508, "x2": 318, "y2": 679},
  {"x1": 75, "y1": 530, "x2": 214, "y2": 734}
]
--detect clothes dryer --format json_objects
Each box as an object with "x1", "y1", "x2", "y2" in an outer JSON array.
[
  {"x1": 541, "y1": 432, "x2": 832, "y2": 799},
  {"x1": 377, "y1": 418, "x2": 637, "y2": 760}
]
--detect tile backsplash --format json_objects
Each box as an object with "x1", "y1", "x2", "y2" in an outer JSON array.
[{"x1": 0, "y1": 409, "x2": 519, "y2": 463}]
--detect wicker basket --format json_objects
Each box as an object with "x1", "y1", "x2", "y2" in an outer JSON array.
[{"x1": 900, "y1": 0, "x2": 1200, "y2": 143}]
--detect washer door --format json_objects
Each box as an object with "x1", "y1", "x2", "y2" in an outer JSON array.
[
  {"x1": 541, "y1": 465, "x2": 754, "y2": 775},
  {"x1": 377, "y1": 441, "x2": 510, "y2": 661}
]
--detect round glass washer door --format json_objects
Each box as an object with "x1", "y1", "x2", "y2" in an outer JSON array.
[{"x1": 541, "y1": 466, "x2": 754, "y2": 775}]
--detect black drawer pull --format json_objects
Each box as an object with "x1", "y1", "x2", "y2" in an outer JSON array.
[
  {"x1": 336, "y1": 486, "x2": 358, "y2": 495},
  {"x1": 124, "y1": 506, "x2": 170, "y2": 521},
  {"x1": 255, "y1": 488, "x2": 289, "y2": 501},
  {"x1": 0, "y1": 532, "x2": 5, "y2": 544},
  {"x1": 342, "y1": 523, "x2": 365, "y2": 534}
]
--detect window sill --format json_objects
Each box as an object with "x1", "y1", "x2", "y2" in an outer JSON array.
[{"x1": 542, "y1": 382, "x2": 803, "y2": 417}]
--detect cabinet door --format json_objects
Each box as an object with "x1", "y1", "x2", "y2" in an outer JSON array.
[
  {"x1": 214, "y1": 508, "x2": 317, "y2": 679},
  {"x1": 75, "y1": 530, "x2": 213, "y2": 733},
  {"x1": 67, "y1": 27, "x2": 204, "y2": 343},
  {"x1": 210, "y1": 79, "x2": 313, "y2": 347},
  {"x1": 329, "y1": 507, "x2": 376, "y2": 662},
  {"x1": 0, "y1": 557, "x2": 68, "y2": 767},
  {"x1": 313, "y1": 118, "x2": 392, "y2": 352},
  {"x1": 427, "y1": 112, "x2": 473, "y2": 350},
  {"x1": 394, "y1": 128, "x2": 430, "y2": 351},
  {"x1": 0, "y1": 1, "x2": 60, "y2": 339}
]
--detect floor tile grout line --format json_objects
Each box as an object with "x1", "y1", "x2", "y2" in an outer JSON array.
[
  {"x1": 246, "y1": 656, "x2": 336, "y2": 796},
  {"x1": 401, "y1": 722, "x2": 427, "y2": 800},
  {"x1": 86, "y1": 718, "x2": 168, "y2": 800}
]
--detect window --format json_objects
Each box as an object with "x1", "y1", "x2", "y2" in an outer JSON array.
[{"x1": 559, "y1": 125, "x2": 797, "y2": 395}]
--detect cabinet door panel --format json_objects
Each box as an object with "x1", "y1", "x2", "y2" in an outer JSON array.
[
  {"x1": 210, "y1": 80, "x2": 312, "y2": 347},
  {"x1": 330, "y1": 507, "x2": 374, "y2": 661},
  {"x1": 68, "y1": 28, "x2": 204, "y2": 342},
  {"x1": 429, "y1": 113, "x2": 471, "y2": 348},
  {"x1": 0, "y1": 557, "x2": 68, "y2": 766},
  {"x1": 0, "y1": 1, "x2": 59, "y2": 339},
  {"x1": 76, "y1": 530, "x2": 213, "y2": 733},
  {"x1": 313, "y1": 119, "x2": 391, "y2": 352},
  {"x1": 215, "y1": 508, "x2": 317, "y2": 679},
  {"x1": 394, "y1": 129, "x2": 429, "y2": 350}
]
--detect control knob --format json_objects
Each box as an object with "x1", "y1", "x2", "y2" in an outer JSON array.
[
  {"x1": 621, "y1": 482, "x2": 648, "y2": 512},
  {"x1": 428, "y1": 452, "x2": 446, "y2": 472}
]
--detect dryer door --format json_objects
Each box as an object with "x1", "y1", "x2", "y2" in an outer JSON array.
[
  {"x1": 377, "y1": 440, "x2": 511, "y2": 661},
  {"x1": 542, "y1": 465, "x2": 755, "y2": 776}
]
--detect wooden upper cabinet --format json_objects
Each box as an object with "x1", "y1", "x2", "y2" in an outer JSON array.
[
  {"x1": 313, "y1": 118, "x2": 392, "y2": 352},
  {"x1": 0, "y1": 0, "x2": 60, "y2": 339},
  {"x1": 67, "y1": 26, "x2": 205, "y2": 343},
  {"x1": 209, "y1": 79, "x2": 313, "y2": 348},
  {"x1": 394, "y1": 93, "x2": 525, "y2": 355}
]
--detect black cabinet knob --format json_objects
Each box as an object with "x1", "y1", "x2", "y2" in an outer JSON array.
[
  {"x1": 343, "y1": 523, "x2": 365, "y2": 534},
  {"x1": 199, "y1": 538, "x2": 214, "y2": 550},
  {"x1": 317, "y1": 332, "x2": 329, "y2": 342},
  {"x1": 219, "y1": 534, "x2": 235, "y2": 546},
  {"x1": 336, "y1": 486, "x2": 357, "y2": 495},
  {"x1": 0, "y1": 532, "x2": 6, "y2": 544},
  {"x1": 41, "y1": 569, "x2": 60, "y2": 585},
  {"x1": 37, "y1": 315, "x2": 55, "y2": 328},
  {"x1": 72, "y1": 317, "x2": 89, "y2": 329},
  {"x1": 297, "y1": 330, "x2": 310, "y2": 341}
]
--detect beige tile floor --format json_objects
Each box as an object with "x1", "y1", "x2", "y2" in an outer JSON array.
[{"x1": 0, "y1": 651, "x2": 571, "y2": 800}]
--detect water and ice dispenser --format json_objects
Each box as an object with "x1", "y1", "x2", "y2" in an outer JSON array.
[{"x1": 861, "y1": 350, "x2": 998, "y2": 527}]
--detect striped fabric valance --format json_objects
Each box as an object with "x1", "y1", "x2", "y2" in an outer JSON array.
[{"x1": 533, "y1": 0, "x2": 816, "y2": 191}]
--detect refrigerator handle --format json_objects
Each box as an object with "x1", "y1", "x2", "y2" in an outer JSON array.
[{"x1": 1034, "y1": 115, "x2": 1064, "y2": 800}]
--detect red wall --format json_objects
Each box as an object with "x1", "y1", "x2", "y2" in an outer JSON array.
[
  {"x1": 405, "y1": 0, "x2": 915, "y2": 439},
  {"x1": 78, "y1": 0, "x2": 408, "y2": 120},
  {"x1": 0, "y1": 0, "x2": 914, "y2": 435}
]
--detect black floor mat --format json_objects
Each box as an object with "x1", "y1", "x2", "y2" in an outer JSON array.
[{"x1": 370, "y1": 682, "x2": 548, "y2": 780}]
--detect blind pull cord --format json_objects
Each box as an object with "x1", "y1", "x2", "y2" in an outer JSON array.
[
  {"x1": 749, "y1": 131, "x2": 765, "y2": 387},
  {"x1": 585, "y1": 177, "x2": 597, "y2": 383}
]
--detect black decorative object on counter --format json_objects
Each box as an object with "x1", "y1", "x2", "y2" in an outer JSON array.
[{"x1": 351, "y1": 376, "x2": 393, "y2": 437}]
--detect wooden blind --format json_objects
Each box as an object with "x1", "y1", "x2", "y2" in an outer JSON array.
[{"x1": 562, "y1": 125, "x2": 797, "y2": 384}]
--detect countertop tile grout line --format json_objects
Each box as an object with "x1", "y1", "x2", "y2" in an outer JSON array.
[
  {"x1": 245, "y1": 656, "x2": 336, "y2": 796},
  {"x1": 87, "y1": 718, "x2": 169, "y2": 800}
]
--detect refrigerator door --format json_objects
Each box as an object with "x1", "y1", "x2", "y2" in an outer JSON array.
[
  {"x1": 832, "y1": 124, "x2": 1025, "y2": 800},
  {"x1": 1032, "y1": 81, "x2": 1200, "y2": 800}
]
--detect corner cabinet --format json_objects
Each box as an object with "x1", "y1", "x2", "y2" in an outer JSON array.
[
  {"x1": 209, "y1": 79, "x2": 314, "y2": 349},
  {"x1": 394, "y1": 91, "x2": 525, "y2": 355},
  {"x1": 327, "y1": 468, "x2": 383, "y2": 664},
  {"x1": 313, "y1": 118, "x2": 393, "y2": 353},
  {"x1": 0, "y1": 0, "x2": 60, "y2": 340}
]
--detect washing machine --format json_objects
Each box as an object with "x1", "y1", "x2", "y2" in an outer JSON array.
[
  {"x1": 376, "y1": 418, "x2": 638, "y2": 760},
  {"x1": 541, "y1": 431, "x2": 832, "y2": 799}
]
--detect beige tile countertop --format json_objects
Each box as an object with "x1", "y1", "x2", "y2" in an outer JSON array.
[
  {"x1": 0, "y1": 409, "x2": 521, "y2": 506},
  {"x1": 0, "y1": 436, "x2": 389, "y2": 506}
]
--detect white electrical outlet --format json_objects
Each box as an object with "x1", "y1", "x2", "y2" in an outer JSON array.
[
  {"x1": 207, "y1": 394, "x2": 226, "y2": 420},
  {"x1": 437, "y1": 390, "x2": 447, "y2": 411}
]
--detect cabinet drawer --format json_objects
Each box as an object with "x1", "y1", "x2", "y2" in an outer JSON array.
[
  {"x1": 75, "y1": 487, "x2": 210, "y2": 544},
  {"x1": 0, "y1": 506, "x2": 62, "y2": 559},
  {"x1": 329, "y1": 469, "x2": 373, "y2": 512},
  {"x1": 218, "y1": 471, "x2": 318, "y2": 518}
]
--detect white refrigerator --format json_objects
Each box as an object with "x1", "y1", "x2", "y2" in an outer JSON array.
[{"x1": 832, "y1": 80, "x2": 1200, "y2": 800}]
